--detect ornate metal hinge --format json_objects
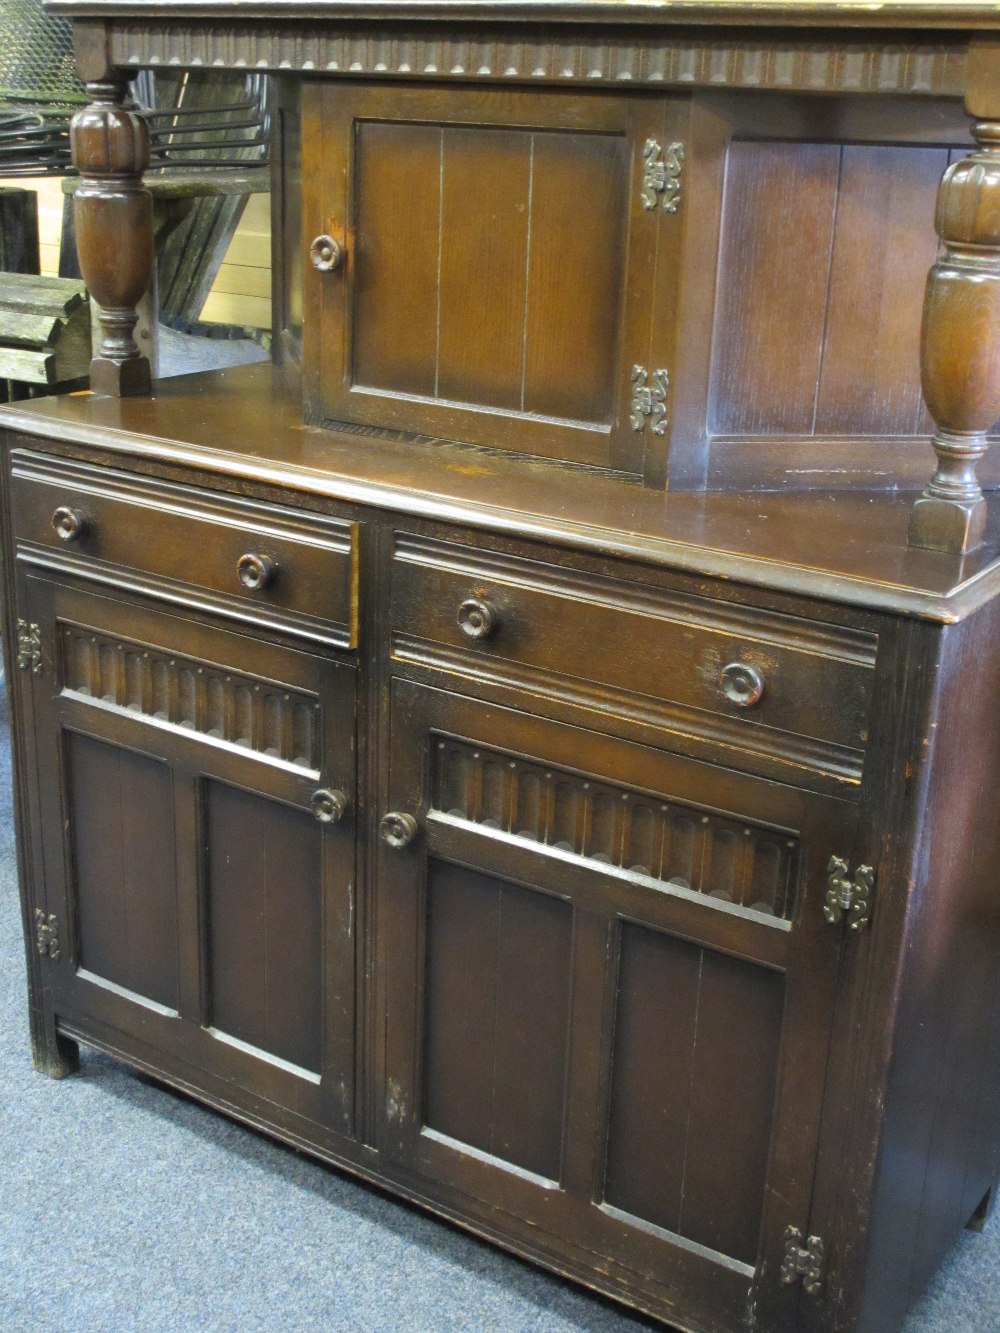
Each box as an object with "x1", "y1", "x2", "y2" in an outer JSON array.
[
  {"x1": 824, "y1": 856, "x2": 875, "y2": 932},
  {"x1": 781, "y1": 1225, "x2": 824, "y2": 1295},
  {"x1": 630, "y1": 365, "x2": 670, "y2": 436},
  {"x1": 16, "y1": 620, "x2": 42, "y2": 675},
  {"x1": 641, "y1": 138, "x2": 685, "y2": 212},
  {"x1": 35, "y1": 909, "x2": 60, "y2": 962}
]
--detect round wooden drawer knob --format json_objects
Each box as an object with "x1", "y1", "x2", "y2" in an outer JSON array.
[
  {"x1": 310, "y1": 234, "x2": 345, "y2": 273},
  {"x1": 457, "y1": 597, "x2": 498, "y2": 640},
  {"x1": 311, "y1": 788, "x2": 348, "y2": 824},
  {"x1": 380, "y1": 811, "x2": 419, "y2": 849},
  {"x1": 52, "y1": 505, "x2": 87, "y2": 542},
  {"x1": 721, "y1": 662, "x2": 765, "y2": 708},
  {"x1": 237, "y1": 552, "x2": 277, "y2": 591}
]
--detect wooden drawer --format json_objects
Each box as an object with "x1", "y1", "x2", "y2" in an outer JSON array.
[
  {"x1": 390, "y1": 533, "x2": 877, "y2": 795},
  {"x1": 11, "y1": 450, "x2": 358, "y2": 649}
]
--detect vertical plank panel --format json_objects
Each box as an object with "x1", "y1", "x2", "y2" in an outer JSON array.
[
  {"x1": 710, "y1": 141, "x2": 841, "y2": 435},
  {"x1": 206, "y1": 781, "x2": 266, "y2": 1045},
  {"x1": 603, "y1": 923, "x2": 701, "y2": 1232},
  {"x1": 522, "y1": 131, "x2": 628, "y2": 425},
  {"x1": 437, "y1": 127, "x2": 530, "y2": 409},
  {"x1": 206, "y1": 781, "x2": 323, "y2": 1073},
  {"x1": 424, "y1": 861, "x2": 572, "y2": 1178},
  {"x1": 68, "y1": 733, "x2": 179, "y2": 1010},
  {"x1": 261, "y1": 796, "x2": 324, "y2": 1073},
  {"x1": 353, "y1": 122, "x2": 441, "y2": 396},
  {"x1": 678, "y1": 950, "x2": 785, "y2": 1263},
  {"x1": 492, "y1": 880, "x2": 573, "y2": 1180},
  {"x1": 423, "y1": 859, "x2": 499, "y2": 1150},
  {"x1": 814, "y1": 146, "x2": 945, "y2": 437}
]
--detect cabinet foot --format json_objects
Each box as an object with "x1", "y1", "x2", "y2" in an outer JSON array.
[
  {"x1": 966, "y1": 1179, "x2": 999, "y2": 1233},
  {"x1": 31, "y1": 1024, "x2": 80, "y2": 1080}
]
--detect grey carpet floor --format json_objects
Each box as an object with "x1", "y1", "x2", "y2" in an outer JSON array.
[{"x1": 0, "y1": 702, "x2": 997, "y2": 1333}]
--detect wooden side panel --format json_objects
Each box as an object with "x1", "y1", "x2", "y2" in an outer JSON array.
[
  {"x1": 710, "y1": 141, "x2": 841, "y2": 436},
  {"x1": 814, "y1": 145, "x2": 944, "y2": 437},
  {"x1": 604, "y1": 922, "x2": 784, "y2": 1265},
  {"x1": 852, "y1": 602, "x2": 1000, "y2": 1331},
  {"x1": 354, "y1": 122, "x2": 441, "y2": 396},
  {"x1": 205, "y1": 780, "x2": 323, "y2": 1075},
  {"x1": 66, "y1": 731, "x2": 179, "y2": 1010},
  {"x1": 423, "y1": 859, "x2": 573, "y2": 1180}
]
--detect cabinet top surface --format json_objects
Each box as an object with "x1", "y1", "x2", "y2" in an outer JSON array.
[
  {"x1": 43, "y1": 0, "x2": 1000, "y2": 27},
  {"x1": 3, "y1": 364, "x2": 1000, "y2": 622}
]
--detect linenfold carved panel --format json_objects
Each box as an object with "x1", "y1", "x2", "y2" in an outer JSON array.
[
  {"x1": 432, "y1": 735, "x2": 800, "y2": 919},
  {"x1": 59, "y1": 623, "x2": 321, "y2": 773}
]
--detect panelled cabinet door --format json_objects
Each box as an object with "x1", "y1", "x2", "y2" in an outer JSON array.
[
  {"x1": 20, "y1": 572, "x2": 358, "y2": 1137},
  {"x1": 303, "y1": 84, "x2": 688, "y2": 480},
  {"x1": 379, "y1": 680, "x2": 855, "y2": 1331}
]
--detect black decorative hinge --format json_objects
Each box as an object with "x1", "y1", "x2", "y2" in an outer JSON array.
[
  {"x1": 35, "y1": 909, "x2": 60, "y2": 962},
  {"x1": 824, "y1": 856, "x2": 875, "y2": 932},
  {"x1": 16, "y1": 620, "x2": 42, "y2": 674},
  {"x1": 640, "y1": 138, "x2": 685, "y2": 212},
  {"x1": 781, "y1": 1225, "x2": 824, "y2": 1295},
  {"x1": 630, "y1": 365, "x2": 670, "y2": 436}
]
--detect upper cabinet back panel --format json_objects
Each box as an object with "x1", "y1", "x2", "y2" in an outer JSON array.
[
  {"x1": 303, "y1": 84, "x2": 690, "y2": 480},
  {"x1": 709, "y1": 138, "x2": 961, "y2": 442}
]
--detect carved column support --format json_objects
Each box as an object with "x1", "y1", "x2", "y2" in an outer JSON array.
[
  {"x1": 70, "y1": 80, "x2": 154, "y2": 397},
  {"x1": 910, "y1": 120, "x2": 1000, "y2": 554}
]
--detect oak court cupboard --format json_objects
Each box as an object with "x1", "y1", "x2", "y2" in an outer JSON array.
[{"x1": 4, "y1": 3, "x2": 1000, "y2": 1332}]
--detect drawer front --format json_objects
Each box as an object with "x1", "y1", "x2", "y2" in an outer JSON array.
[
  {"x1": 11, "y1": 450, "x2": 358, "y2": 649},
  {"x1": 391, "y1": 533, "x2": 877, "y2": 794}
]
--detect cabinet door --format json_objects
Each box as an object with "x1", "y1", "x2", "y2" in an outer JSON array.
[
  {"x1": 21, "y1": 573, "x2": 357, "y2": 1136},
  {"x1": 303, "y1": 84, "x2": 685, "y2": 479},
  {"x1": 379, "y1": 680, "x2": 852, "y2": 1330}
]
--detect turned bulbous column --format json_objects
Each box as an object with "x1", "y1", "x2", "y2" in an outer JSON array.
[
  {"x1": 910, "y1": 121, "x2": 1000, "y2": 554},
  {"x1": 70, "y1": 80, "x2": 154, "y2": 397}
]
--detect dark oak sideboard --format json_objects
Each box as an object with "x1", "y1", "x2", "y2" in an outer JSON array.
[{"x1": 5, "y1": 3, "x2": 1000, "y2": 1332}]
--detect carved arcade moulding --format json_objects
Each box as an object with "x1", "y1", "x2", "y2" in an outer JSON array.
[{"x1": 104, "y1": 23, "x2": 968, "y2": 96}]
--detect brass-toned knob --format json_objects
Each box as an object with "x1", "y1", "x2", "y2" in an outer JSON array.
[
  {"x1": 721, "y1": 662, "x2": 765, "y2": 708},
  {"x1": 310, "y1": 234, "x2": 345, "y2": 273},
  {"x1": 52, "y1": 505, "x2": 86, "y2": 542},
  {"x1": 457, "y1": 597, "x2": 498, "y2": 641},
  {"x1": 380, "y1": 811, "x2": 419, "y2": 849},
  {"x1": 311, "y1": 788, "x2": 348, "y2": 824},
  {"x1": 237, "y1": 553, "x2": 277, "y2": 591}
]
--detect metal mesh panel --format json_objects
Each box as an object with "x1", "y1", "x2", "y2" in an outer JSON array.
[{"x1": 0, "y1": 0, "x2": 83, "y2": 104}]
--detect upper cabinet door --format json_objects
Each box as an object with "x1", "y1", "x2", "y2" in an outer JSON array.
[{"x1": 303, "y1": 84, "x2": 689, "y2": 481}]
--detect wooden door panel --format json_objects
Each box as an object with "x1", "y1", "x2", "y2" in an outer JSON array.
[
  {"x1": 205, "y1": 780, "x2": 324, "y2": 1077},
  {"x1": 22, "y1": 573, "x2": 358, "y2": 1135},
  {"x1": 353, "y1": 120, "x2": 440, "y2": 397},
  {"x1": 435, "y1": 127, "x2": 532, "y2": 410},
  {"x1": 65, "y1": 730, "x2": 179, "y2": 1012},
  {"x1": 306, "y1": 84, "x2": 683, "y2": 478},
  {"x1": 423, "y1": 859, "x2": 573, "y2": 1181},
  {"x1": 522, "y1": 131, "x2": 628, "y2": 424},
  {"x1": 604, "y1": 923, "x2": 784, "y2": 1265},
  {"x1": 381, "y1": 679, "x2": 849, "y2": 1328}
]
